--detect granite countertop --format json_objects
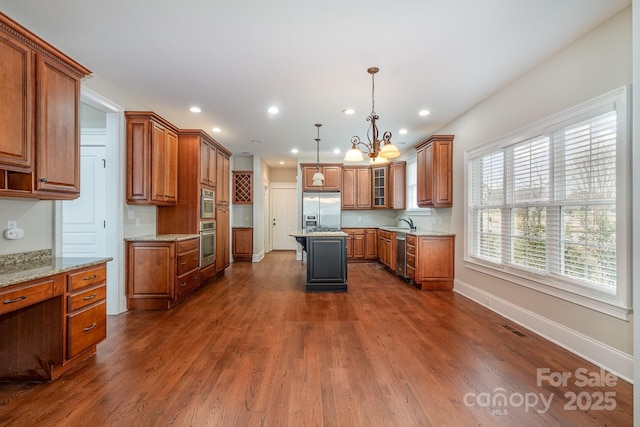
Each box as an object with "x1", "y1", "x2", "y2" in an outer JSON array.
[
  {"x1": 377, "y1": 226, "x2": 456, "y2": 237},
  {"x1": 0, "y1": 256, "x2": 113, "y2": 289},
  {"x1": 289, "y1": 230, "x2": 348, "y2": 237},
  {"x1": 124, "y1": 234, "x2": 200, "y2": 242}
]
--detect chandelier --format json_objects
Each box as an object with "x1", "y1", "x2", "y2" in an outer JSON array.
[
  {"x1": 344, "y1": 67, "x2": 400, "y2": 162},
  {"x1": 312, "y1": 123, "x2": 324, "y2": 186}
]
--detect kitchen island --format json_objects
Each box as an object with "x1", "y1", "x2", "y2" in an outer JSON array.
[{"x1": 290, "y1": 230, "x2": 348, "y2": 292}]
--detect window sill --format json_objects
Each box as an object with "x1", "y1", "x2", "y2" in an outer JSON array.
[{"x1": 463, "y1": 257, "x2": 631, "y2": 320}]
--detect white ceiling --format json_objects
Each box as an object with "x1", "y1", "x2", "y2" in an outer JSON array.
[{"x1": 0, "y1": 0, "x2": 630, "y2": 168}]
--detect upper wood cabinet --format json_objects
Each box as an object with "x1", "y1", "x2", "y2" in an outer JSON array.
[
  {"x1": 300, "y1": 163, "x2": 342, "y2": 191},
  {"x1": 0, "y1": 13, "x2": 90, "y2": 199},
  {"x1": 342, "y1": 166, "x2": 371, "y2": 209},
  {"x1": 216, "y1": 150, "x2": 230, "y2": 205},
  {"x1": 232, "y1": 171, "x2": 253, "y2": 204},
  {"x1": 125, "y1": 111, "x2": 178, "y2": 206},
  {"x1": 388, "y1": 161, "x2": 406, "y2": 210},
  {"x1": 415, "y1": 135, "x2": 454, "y2": 208},
  {"x1": 372, "y1": 166, "x2": 388, "y2": 208},
  {"x1": 200, "y1": 139, "x2": 216, "y2": 188}
]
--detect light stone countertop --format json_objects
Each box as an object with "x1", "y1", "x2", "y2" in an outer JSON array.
[
  {"x1": 377, "y1": 226, "x2": 456, "y2": 237},
  {"x1": 289, "y1": 230, "x2": 348, "y2": 237},
  {"x1": 124, "y1": 234, "x2": 200, "y2": 242},
  {"x1": 0, "y1": 257, "x2": 113, "y2": 289}
]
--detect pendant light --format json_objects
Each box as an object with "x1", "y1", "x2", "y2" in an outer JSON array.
[{"x1": 312, "y1": 123, "x2": 324, "y2": 186}]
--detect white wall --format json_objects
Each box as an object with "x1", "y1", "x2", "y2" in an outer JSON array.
[
  {"x1": 0, "y1": 199, "x2": 53, "y2": 255},
  {"x1": 425, "y1": 7, "x2": 633, "y2": 370}
]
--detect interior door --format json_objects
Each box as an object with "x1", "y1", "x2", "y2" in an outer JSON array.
[
  {"x1": 272, "y1": 187, "x2": 297, "y2": 250},
  {"x1": 62, "y1": 145, "x2": 106, "y2": 256}
]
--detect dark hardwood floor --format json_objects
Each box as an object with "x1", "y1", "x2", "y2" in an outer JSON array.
[{"x1": 0, "y1": 252, "x2": 632, "y2": 426}]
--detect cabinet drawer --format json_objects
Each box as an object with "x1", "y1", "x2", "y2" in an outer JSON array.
[
  {"x1": 378, "y1": 230, "x2": 392, "y2": 239},
  {"x1": 68, "y1": 265, "x2": 107, "y2": 292},
  {"x1": 177, "y1": 249, "x2": 200, "y2": 275},
  {"x1": 67, "y1": 301, "x2": 106, "y2": 358},
  {"x1": 0, "y1": 279, "x2": 56, "y2": 315},
  {"x1": 177, "y1": 239, "x2": 199, "y2": 253},
  {"x1": 342, "y1": 228, "x2": 365, "y2": 235},
  {"x1": 407, "y1": 235, "x2": 417, "y2": 245},
  {"x1": 407, "y1": 253, "x2": 416, "y2": 269},
  {"x1": 176, "y1": 271, "x2": 200, "y2": 298},
  {"x1": 406, "y1": 265, "x2": 416, "y2": 281},
  {"x1": 68, "y1": 284, "x2": 106, "y2": 312}
]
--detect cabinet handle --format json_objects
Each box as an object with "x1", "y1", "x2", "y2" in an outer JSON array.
[
  {"x1": 3, "y1": 295, "x2": 27, "y2": 304},
  {"x1": 83, "y1": 293, "x2": 97, "y2": 301},
  {"x1": 180, "y1": 282, "x2": 187, "y2": 287},
  {"x1": 180, "y1": 261, "x2": 187, "y2": 265},
  {"x1": 40, "y1": 178, "x2": 47, "y2": 183},
  {"x1": 83, "y1": 323, "x2": 97, "y2": 332},
  {"x1": 192, "y1": 257, "x2": 198, "y2": 261},
  {"x1": 83, "y1": 274, "x2": 97, "y2": 281}
]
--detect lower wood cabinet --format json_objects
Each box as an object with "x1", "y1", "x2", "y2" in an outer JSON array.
[
  {"x1": 406, "y1": 234, "x2": 455, "y2": 290},
  {"x1": 216, "y1": 207, "x2": 230, "y2": 272},
  {"x1": 126, "y1": 237, "x2": 200, "y2": 310},
  {"x1": 343, "y1": 228, "x2": 378, "y2": 261},
  {"x1": 0, "y1": 261, "x2": 108, "y2": 382},
  {"x1": 232, "y1": 227, "x2": 253, "y2": 261},
  {"x1": 377, "y1": 230, "x2": 396, "y2": 271}
]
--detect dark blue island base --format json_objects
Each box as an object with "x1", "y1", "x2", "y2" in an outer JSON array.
[{"x1": 295, "y1": 235, "x2": 347, "y2": 292}]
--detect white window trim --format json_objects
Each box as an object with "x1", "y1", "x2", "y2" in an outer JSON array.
[{"x1": 464, "y1": 86, "x2": 632, "y2": 320}]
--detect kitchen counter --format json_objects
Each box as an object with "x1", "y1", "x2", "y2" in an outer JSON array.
[
  {"x1": 124, "y1": 234, "x2": 200, "y2": 242},
  {"x1": 377, "y1": 227, "x2": 456, "y2": 237},
  {"x1": 290, "y1": 231, "x2": 348, "y2": 292},
  {"x1": 289, "y1": 229, "x2": 348, "y2": 237},
  {"x1": 0, "y1": 256, "x2": 113, "y2": 289}
]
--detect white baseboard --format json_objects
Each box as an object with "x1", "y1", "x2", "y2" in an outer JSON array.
[
  {"x1": 454, "y1": 279, "x2": 633, "y2": 383},
  {"x1": 252, "y1": 251, "x2": 265, "y2": 262}
]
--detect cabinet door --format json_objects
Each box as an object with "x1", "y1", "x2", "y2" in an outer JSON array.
[
  {"x1": 433, "y1": 140, "x2": 453, "y2": 207},
  {"x1": 215, "y1": 207, "x2": 230, "y2": 272},
  {"x1": 150, "y1": 122, "x2": 167, "y2": 202},
  {"x1": 232, "y1": 227, "x2": 253, "y2": 260},
  {"x1": 0, "y1": 34, "x2": 32, "y2": 169},
  {"x1": 416, "y1": 146, "x2": 427, "y2": 206},
  {"x1": 35, "y1": 55, "x2": 80, "y2": 196},
  {"x1": 415, "y1": 236, "x2": 455, "y2": 288},
  {"x1": 164, "y1": 128, "x2": 178, "y2": 203},
  {"x1": 421, "y1": 144, "x2": 434, "y2": 206},
  {"x1": 372, "y1": 166, "x2": 388, "y2": 208},
  {"x1": 388, "y1": 162, "x2": 405, "y2": 209},
  {"x1": 352, "y1": 234, "x2": 365, "y2": 259},
  {"x1": 216, "y1": 151, "x2": 230, "y2": 205},
  {"x1": 200, "y1": 141, "x2": 209, "y2": 185},
  {"x1": 356, "y1": 168, "x2": 372, "y2": 209},
  {"x1": 364, "y1": 229, "x2": 377, "y2": 259},
  {"x1": 341, "y1": 168, "x2": 356, "y2": 209},
  {"x1": 322, "y1": 166, "x2": 341, "y2": 191},
  {"x1": 126, "y1": 242, "x2": 174, "y2": 300}
]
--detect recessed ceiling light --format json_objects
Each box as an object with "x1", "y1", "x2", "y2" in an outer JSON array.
[
  {"x1": 251, "y1": 140, "x2": 261, "y2": 144},
  {"x1": 291, "y1": 148, "x2": 299, "y2": 154},
  {"x1": 189, "y1": 106, "x2": 201, "y2": 113},
  {"x1": 279, "y1": 161, "x2": 285, "y2": 165},
  {"x1": 268, "y1": 106, "x2": 279, "y2": 114},
  {"x1": 241, "y1": 151, "x2": 251, "y2": 155},
  {"x1": 399, "y1": 129, "x2": 408, "y2": 135},
  {"x1": 419, "y1": 110, "x2": 431, "y2": 116},
  {"x1": 333, "y1": 148, "x2": 340, "y2": 154},
  {"x1": 343, "y1": 108, "x2": 355, "y2": 115},
  {"x1": 212, "y1": 127, "x2": 221, "y2": 133}
]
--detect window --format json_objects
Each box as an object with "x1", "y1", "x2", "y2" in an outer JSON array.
[{"x1": 465, "y1": 87, "x2": 630, "y2": 318}]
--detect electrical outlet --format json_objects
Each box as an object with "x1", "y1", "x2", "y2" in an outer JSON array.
[
  {"x1": 128, "y1": 210, "x2": 135, "y2": 220},
  {"x1": 135, "y1": 218, "x2": 140, "y2": 227},
  {"x1": 7, "y1": 221, "x2": 16, "y2": 229}
]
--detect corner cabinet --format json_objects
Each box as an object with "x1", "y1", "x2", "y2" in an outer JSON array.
[
  {"x1": 125, "y1": 112, "x2": 179, "y2": 206},
  {"x1": 301, "y1": 163, "x2": 342, "y2": 191},
  {"x1": 0, "y1": 13, "x2": 90, "y2": 199},
  {"x1": 415, "y1": 135, "x2": 454, "y2": 208}
]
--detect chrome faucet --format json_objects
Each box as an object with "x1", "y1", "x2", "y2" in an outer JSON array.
[{"x1": 399, "y1": 217, "x2": 416, "y2": 231}]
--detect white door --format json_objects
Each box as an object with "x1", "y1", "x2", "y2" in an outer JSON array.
[
  {"x1": 62, "y1": 146, "x2": 107, "y2": 257},
  {"x1": 272, "y1": 187, "x2": 297, "y2": 250}
]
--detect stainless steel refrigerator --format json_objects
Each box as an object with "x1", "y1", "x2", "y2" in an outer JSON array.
[{"x1": 302, "y1": 192, "x2": 341, "y2": 231}]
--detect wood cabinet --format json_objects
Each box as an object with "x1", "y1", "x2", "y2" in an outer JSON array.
[
  {"x1": 372, "y1": 166, "x2": 388, "y2": 208},
  {"x1": 0, "y1": 261, "x2": 108, "y2": 381},
  {"x1": 306, "y1": 236, "x2": 348, "y2": 292},
  {"x1": 216, "y1": 150, "x2": 230, "y2": 205},
  {"x1": 301, "y1": 163, "x2": 342, "y2": 191},
  {"x1": 377, "y1": 229, "x2": 396, "y2": 271},
  {"x1": 232, "y1": 171, "x2": 253, "y2": 204},
  {"x1": 364, "y1": 228, "x2": 378, "y2": 259},
  {"x1": 125, "y1": 112, "x2": 178, "y2": 206},
  {"x1": 406, "y1": 234, "x2": 455, "y2": 290},
  {"x1": 0, "y1": 13, "x2": 90, "y2": 199},
  {"x1": 343, "y1": 228, "x2": 378, "y2": 261},
  {"x1": 126, "y1": 238, "x2": 200, "y2": 310},
  {"x1": 342, "y1": 166, "x2": 371, "y2": 209},
  {"x1": 216, "y1": 206, "x2": 230, "y2": 273},
  {"x1": 232, "y1": 227, "x2": 253, "y2": 261},
  {"x1": 388, "y1": 161, "x2": 406, "y2": 209},
  {"x1": 65, "y1": 265, "x2": 107, "y2": 360},
  {"x1": 200, "y1": 140, "x2": 216, "y2": 187},
  {"x1": 415, "y1": 135, "x2": 454, "y2": 208}
]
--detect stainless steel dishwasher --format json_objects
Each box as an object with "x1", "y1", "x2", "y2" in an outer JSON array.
[{"x1": 396, "y1": 232, "x2": 407, "y2": 278}]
